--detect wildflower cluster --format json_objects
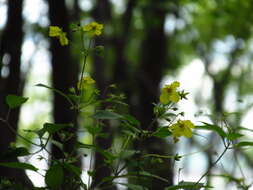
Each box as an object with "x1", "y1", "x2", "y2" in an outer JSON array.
[
  {"x1": 0, "y1": 20, "x2": 244, "y2": 190},
  {"x1": 159, "y1": 81, "x2": 195, "y2": 142},
  {"x1": 160, "y1": 81, "x2": 180, "y2": 104},
  {"x1": 77, "y1": 76, "x2": 96, "y2": 90},
  {"x1": 49, "y1": 26, "x2": 69, "y2": 46},
  {"x1": 82, "y1": 21, "x2": 103, "y2": 36},
  {"x1": 49, "y1": 21, "x2": 103, "y2": 46}
]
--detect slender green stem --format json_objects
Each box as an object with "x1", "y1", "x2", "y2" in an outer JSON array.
[
  {"x1": 196, "y1": 142, "x2": 230, "y2": 184},
  {"x1": 114, "y1": 135, "x2": 131, "y2": 176},
  {"x1": 0, "y1": 118, "x2": 41, "y2": 147},
  {"x1": 87, "y1": 134, "x2": 94, "y2": 189}
]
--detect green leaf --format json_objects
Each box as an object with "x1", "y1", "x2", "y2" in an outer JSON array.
[
  {"x1": 153, "y1": 127, "x2": 172, "y2": 138},
  {"x1": 6, "y1": 95, "x2": 28, "y2": 109},
  {"x1": 117, "y1": 183, "x2": 148, "y2": 190},
  {"x1": 235, "y1": 141, "x2": 253, "y2": 147},
  {"x1": 0, "y1": 162, "x2": 38, "y2": 171},
  {"x1": 226, "y1": 132, "x2": 243, "y2": 140},
  {"x1": 196, "y1": 122, "x2": 226, "y2": 137},
  {"x1": 119, "y1": 150, "x2": 140, "y2": 159},
  {"x1": 76, "y1": 142, "x2": 117, "y2": 163},
  {"x1": 122, "y1": 114, "x2": 140, "y2": 127},
  {"x1": 94, "y1": 45, "x2": 104, "y2": 57},
  {"x1": 63, "y1": 163, "x2": 82, "y2": 177},
  {"x1": 43, "y1": 123, "x2": 73, "y2": 134},
  {"x1": 36, "y1": 83, "x2": 73, "y2": 105},
  {"x1": 238, "y1": 126, "x2": 253, "y2": 133},
  {"x1": 75, "y1": 142, "x2": 95, "y2": 149},
  {"x1": 138, "y1": 171, "x2": 169, "y2": 183},
  {"x1": 45, "y1": 164, "x2": 64, "y2": 189},
  {"x1": 0, "y1": 147, "x2": 30, "y2": 159},
  {"x1": 85, "y1": 125, "x2": 102, "y2": 135},
  {"x1": 165, "y1": 181, "x2": 212, "y2": 190},
  {"x1": 93, "y1": 110, "x2": 122, "y2": 120}
]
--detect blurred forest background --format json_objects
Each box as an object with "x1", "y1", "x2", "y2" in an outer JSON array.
[{"x1": 1, "y1": 0, "x2": 253, "y2": 189}]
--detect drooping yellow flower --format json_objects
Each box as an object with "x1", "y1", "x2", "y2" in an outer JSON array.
[
  {"x1": 82, "y1": 22, "x2": 103, "y2": 36},
  {"x1": 170, "y1": 120, "x2": 195, "y2": 142},
  {"x1": 49, "y1": 26, "x2": 62, "y2": 37},
  {"x1": 77, "y1": 76, "x2": 95, "y2": 90},
  {"x1": 49, "y1": 26, "x2": 69, "y2": 46},
  {"x1": 59, "y1": 32, "x2": 68, "y2": 46},
  {"x1": 160, "y1": 81, "x2": 180, "y2": 104}
]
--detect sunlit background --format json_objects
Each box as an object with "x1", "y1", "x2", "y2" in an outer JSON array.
[{"x1": 1, "y1": 0, "x2": 253, "y2": 189}]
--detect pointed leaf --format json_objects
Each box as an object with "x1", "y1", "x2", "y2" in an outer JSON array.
[
  {"x1": 6, "y1": 95, "x2": 28, "y2": 109},
  {"x1": 165, "y1": 181, "x2": 212, "y2": 190},
  {"x1": 196, "y1": 122, "x2": 226, "y2": 137},
  {"x1": 43, "y1": 123, "x2": 72, "y2": 134},
  {"x1": 36, "y1": 83, "x2": 73, "y2": 105},
  {"x1": 45, "y1": 164, "x2": 64, "y2": 189},
  {"x1": 0, "y1": 162, "x2": 38, "y2": 171},
  {"x1": 153, "y1": 127, "x2": 172, "y2": 138},
  {"x1": 226, "y1": 132, "x2": 243, "y2": 140},
  {"x1": 118, "y1": 183, "x2": 148, "y2": 190},
  {"x1": 93, "y1": 110, "x2": 122, "y2": 120},
  {"x1": 235, "y1": 141, "x2": 253, "y2": 147}
]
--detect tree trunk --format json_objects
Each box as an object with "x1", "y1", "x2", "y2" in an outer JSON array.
[
  {"x1": 0, "y1": 0, "x2": 33, "y2": 187},
  {"x1": 91, "y1": 1, "x2": 117, "y2": 189},
  {"x1": 47, "y1": 0, "x2": 79, "y2": 189},
  {"x1": 130, "y1": 1, "x2": 174, "y2": 189}
]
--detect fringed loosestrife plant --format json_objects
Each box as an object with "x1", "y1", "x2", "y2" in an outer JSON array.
[
  {"x1": 49, "y1": 26, "x2": 69, "y2": 46},
  {"x1": 0, "y1": 21, "x2": 248, "y2": 190}
]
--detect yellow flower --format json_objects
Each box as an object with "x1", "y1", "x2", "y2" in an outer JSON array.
[
  {"x1": 77, "y1": 76, "x2": 95, "y2": 90},
  {"x1": 82, "y1": 22, "x2": 103, "y2": 36},
  {"x1": 49, "y1": 26, "x2": 62, "y2": 37},
  {"x1": 160, "y1": 81, "x2": 180, "y2": 104},
  {"x1": 49, "y1": 26, "x2": 69, "y2": 46},
  {"x1": 170, "y1": 120, "x2": 195, "y2": 142},
  {"x1": 59, "y1": 32, "x2": 68, "y2": 46}
]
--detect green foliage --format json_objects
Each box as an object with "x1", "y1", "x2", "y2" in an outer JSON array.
[
  {"x1": 0, "y1": 162, "x2": 38, "y2": 171},
  {"x1": 6, "y1": 95, "x2": 28, "y2": 109},
  {"x1": 165, "y1": 181, "x2": 211, "y2": 190},
  {"x1": 45, "y1": 164, "x2": 64, "y2": 189},
  {"x1": 1, "y1": 17, "x2": 253, "y2": 190}
]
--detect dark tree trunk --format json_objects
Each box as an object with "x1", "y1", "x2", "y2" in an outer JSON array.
[
  {"x1": 130, "y1": 1, "x2": 174, "y2": 189},
  {"x1": 47, "y1": 0, "x2": 79, "y2": 189},
  {"x1": 0, "y1": 0, "x2": 33, "y2": 187},
  {"x1": 91, "y1": 1, "x2": 117, "y2": 190}
]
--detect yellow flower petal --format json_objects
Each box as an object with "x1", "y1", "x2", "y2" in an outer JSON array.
[
  {"x1": 59, "y1": 33, "x2": 69, "y2": 46},
  {"x1": 169, "y1": 120, "x2": 195, "y2": 141},
  {"x1": 82, "y1": 22, "x2": 103, "y2": 36},
  {"x1": 49, "y1": 26, "x2": 62, "y2": 37},
  {"x1": 77, "y1": 76, "x2": 96, "y2": 90},
  {"x1": 160, "y1": 81, "x2": 181, "y2": 104}
]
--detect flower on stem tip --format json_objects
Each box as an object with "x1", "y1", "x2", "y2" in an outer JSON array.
[
  {"x1": 160, "y1": 81, "x2": 180, "y2": 104},
  {"x1": 77, "y1": 76, "x2": 95, "y2": 90},
  {"x1": 82, "y1": 22, "x2": 103, "y2": 36},
  {"x1": 49, "y1": 26, "x2": 69, "y2": 46},
  {"x1": 170, "y1": 120, "x2": 195, "y2": 142}
]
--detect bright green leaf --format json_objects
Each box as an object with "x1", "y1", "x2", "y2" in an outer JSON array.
[
  {"x1": 153, "y1": 127, "x2": 172, "y2": 138},
  {"x1": 235, "y1": 141, "x2": 253, "y2": 147},
  {"x1": 165, "y1": 181, "x2": 212, "y2": 190},
  {"x1": 93, "y1": 110, "x2": 122, "y2": 120},
  {"x1": 6, "y1": 95, "x2": 28, "y2": 109},
  {"x1": 226, "y1": 132, "x2": 243, "y2": 140},
  {"x1": 196, "y1": 122, "x2": 226, "y2": 137}
]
